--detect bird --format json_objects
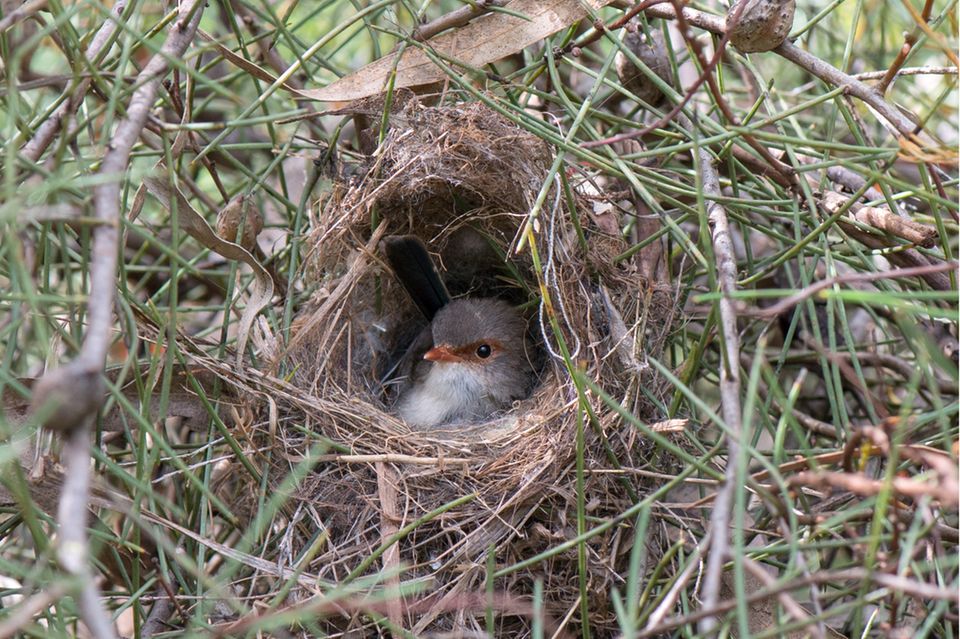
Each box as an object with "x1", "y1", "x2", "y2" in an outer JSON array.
[{"x1": 382, "y1": 235, "x2": 535, "y2": 429}]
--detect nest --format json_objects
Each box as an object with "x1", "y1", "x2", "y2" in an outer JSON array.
[{"x1": 243, "y1": 100, "x2": 679, "y2": 635}]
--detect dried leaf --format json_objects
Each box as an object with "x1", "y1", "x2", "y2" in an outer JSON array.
[{"x1": 204, "y1": 0, "x2": 616, "y2": 104}]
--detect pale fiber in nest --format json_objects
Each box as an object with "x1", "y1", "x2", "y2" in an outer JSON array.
[{"x1": 251, "y1": 99, "x2": 676, "y2": 634}]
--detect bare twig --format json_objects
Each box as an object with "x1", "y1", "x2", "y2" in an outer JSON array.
[
  {"x1": 0, "y1": 582, "x2": 69, "y2": 639},
  {"x1": 411, "y1": 0, "x2": 506, "y2": 42},
  {"x1": 824, "y1": 191, "x2": 939, "y2": 247},
  {"x1": 789, "y1": 470, "x2": 958, "y2": 507},
  {"x1": 0, "y1": 0, "x2": 48, "y2": 33},
  {"x1": 638, "y1": 3, "x2": 929, "y2": 140},
  {"x1": 824, "y1": 165, "x2": 886, "y2": 204},
  {"x1": 20, "y1": 1, "x2": 127, "y2": 163},
  {"x1": 855, "y1": 65, "x2": 957, "y2": 81},
  {"x1": 28, "y1": 3, "x2": 206, "y2": 636},
  {"x1": 57, "y1": 424, "x2": 116, "y2": 639},
  {"x1": 877, "y1": 0, "x2": 936, "y2": 93},
  {"x1": 754, "y1": 262, "x2": 958, "y2": 320},
  {"x1": 689, "y1": 118, "x2": 744, "y2": 635},
  {"x1": 774, "y1": 40, "x2": 923, "y2": 139},
  {"x1": 639, "y1": 568, "x2": 956, "y2": 637}
]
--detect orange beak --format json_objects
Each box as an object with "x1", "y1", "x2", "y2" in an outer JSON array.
[{"x1": 423, "y1": 345, "x2": 463, "y2": 363}]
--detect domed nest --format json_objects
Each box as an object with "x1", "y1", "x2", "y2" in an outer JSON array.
[{"x1": 248, "y1": 98, "x2": 679, "y2": 635}]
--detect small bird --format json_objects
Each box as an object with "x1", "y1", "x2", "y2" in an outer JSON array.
[{"x1": 382, "y1": 235, "x2": 534, "y2": 429}]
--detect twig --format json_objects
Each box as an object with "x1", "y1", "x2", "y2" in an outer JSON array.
[
  {"x1": 689, "y1": 117, "x2": 743, "y2": 635},
  {"x1": 0, "y1": 0, "x2": 48, "y2": 33},
  {"x1": 0, "y1": 582, "x2": 69, "y2": 639},
  {"x1": 783, "y1": 350, "x2": 958, "y2": 396},
  {"x1": 315, "y1": 453, "x2": 474, "y2": 465},
  {"x1": 855, "y1": 65, "x2": 957, "y2": 81},
  {"x1": 638, "y1": 3, "x2": 928, "y2": 140},
  {"x1": 20, "y1": 1, "x2": 127, "y2": 163},
  {"x1": 789, "y1": 470, "x2": 958, "y2": 507},
  {"x1": 774, "y1": 40, "x2": 922, "y2": 139},
  {"x1": 29, "y1": 2, "x2": 206, "y2": 636},
  {"x1": 823, "y1": 165, "x2": 886, "y2": 205},
  {"x1": 411, "y1": 0, "x2": 506, "y2": 42},
  {"x1": 826, "y1": 192, "x2": 938, "y2": 247},
  {"x1": 58, "y1": 424, "x2": 116, "y2": 639},
  {"x1": 754, "y1": 262, "x2": 958, "y2": 320},
  {"x1": 639, "y1": 568, "x2": 956, "y2": 637},
  {"x1": 877, "y1": 0, "x2": 936, "y2": 93}
]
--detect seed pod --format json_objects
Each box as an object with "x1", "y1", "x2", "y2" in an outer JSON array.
[
  {"x1": 726, "y1": 0, "x2": 796, "y2": 53},
  {"x1": 615, "y1": 27, "x2": 674, "y2": 107},
  {"x1": 216, "y1": 194, "x2": 263, "y2": 252}
]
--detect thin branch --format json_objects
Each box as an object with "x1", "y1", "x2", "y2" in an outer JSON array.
[
  {"x1": 689, "y1": 116, "x2": 743, "y2": 635},
  {"x1": 754, "y1": 262, "x2": 958, "y2": 320},
  {"x1": 0, "y1": 0, "x2": 48, "y2": 33},
  {"x1": 411, "y1": 0, "x2": 506, "y2": 42},
  {"x1": 639, "y1": 3, "x2": 929, "y2": 140},
  {"x1": 877, "y1": 0, "x2": 935, "y2": 93},
  {"x1": 639, "y1": 568, "x2": 956, "y2": 638},
  {"x1": 29, "y1": 3, "x2": 206, "y2": 637},
  {"x1": 57, "y1": 423, "x2": 116, "y2": 639},
  {"x1": 20, "y1": 1, "x2": 127, "y2": 163},
  {"x1": 854, "y1": 65, "x2": 957, "y2": 81}
]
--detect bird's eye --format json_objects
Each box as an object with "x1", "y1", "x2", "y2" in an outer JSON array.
[{"x1": 476, "y1": 344, "x2": 492, "y2": 358}]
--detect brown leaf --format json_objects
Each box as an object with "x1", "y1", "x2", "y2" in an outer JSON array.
[{"x1": 208, "y1": 0, "x2": 617, "y2": 103}]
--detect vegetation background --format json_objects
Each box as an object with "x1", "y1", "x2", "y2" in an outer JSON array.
[{"x1": 0, "y1": 0, "x2": 956, "y2": 637}]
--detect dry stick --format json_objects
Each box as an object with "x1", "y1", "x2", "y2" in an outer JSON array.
[
  {"x1": 689, "y1": 119, "x2": 743, "y2": 635},
  {"x1": 639, "y1": 3, "x2": 926, "y2": 139},
  {"x1": 35, "y1": 3, "x2": 206, "y2": 637},
  {"x1": 0, "y1": 0, "x2": 48, "y2": 33},
  {"x1": 855, "y1": 65, "x2": 957, "y2": 81},
  {"x1": 638, "y1": 568, "x2": 955, "y2": 638},
  {"x1": 20, "y1": 1, "x2": 127, "y2": 163},
  {"x1": 0, "y1": 582, "x2": 70, "y2": 639},
  {"x1": 643, "y1": 534, "x2": 709, "y2": 630},
  {"x1": 411, "y1": 0, "x2": 506, "y2": 42},
  {"x1": 877, "y1": 0, "x2": 936, "y2": 94},
  {"x1": 789, "y1": 470, "x2": 958, "y2": 506},
  {"x1": 668, "y1": 0, "x2": 796, "y2": 185},
  {"x1": 754, "y1": 261, "x2": 958, "y2": 320},
  {"x1": 739, "y1": 556, "x2": 819, "y2": 638},
  {"x1": 827, "y1": 193, "x2": 938, "y2": 247}
]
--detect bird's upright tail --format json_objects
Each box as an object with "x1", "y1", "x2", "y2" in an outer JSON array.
[{"x1": 382, "y1": 235, "x2": 451, "y2": 321}]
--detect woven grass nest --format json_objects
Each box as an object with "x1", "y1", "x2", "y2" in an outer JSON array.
[{"x1": 250, "y1": 99, "x2": 679, "y2": 635}]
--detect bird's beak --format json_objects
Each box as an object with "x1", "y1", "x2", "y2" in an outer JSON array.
[{"x1": 423, "y1": 345, "x2": 463, "y2": 363}]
